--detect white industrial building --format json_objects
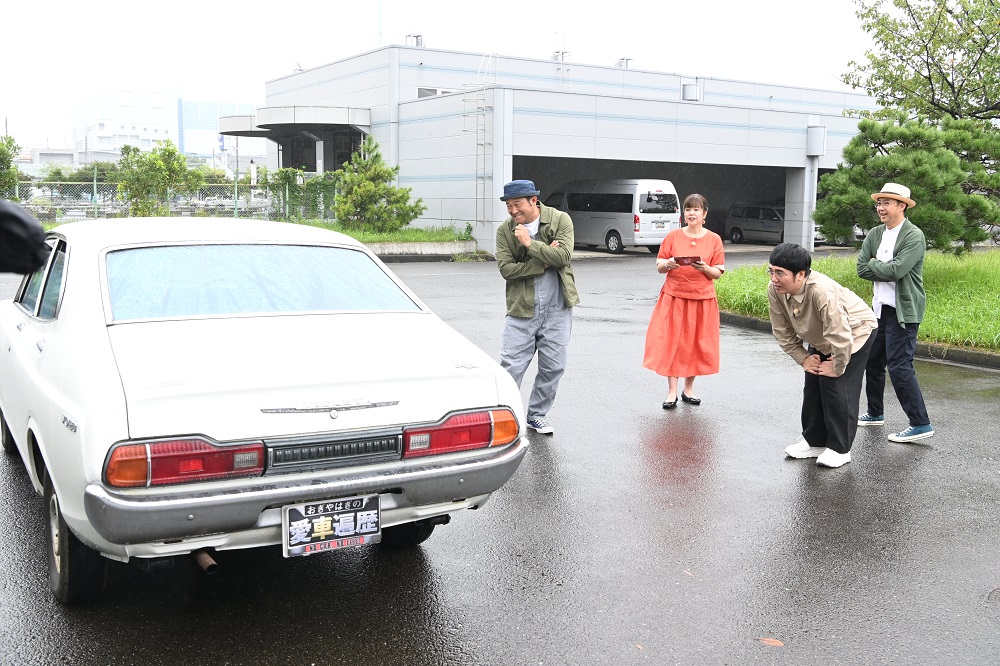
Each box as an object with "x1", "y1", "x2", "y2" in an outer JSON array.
[{"x1": 220, "y1": 45, "x2": 875, "y2": 252}]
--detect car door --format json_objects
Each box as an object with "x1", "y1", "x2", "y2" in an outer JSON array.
[
  {"x1": 0, "y1": 239, "x2": 58, "y2": 451},
  {"x1": 743, "y1": 207, "x2": 763, "y2": 240},
  {"x1": 760, "y1": 207, "x2": 783, "y2": 241}
]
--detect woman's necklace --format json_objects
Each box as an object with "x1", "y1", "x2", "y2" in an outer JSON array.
[{"x1": 683, "y1": 227, "x2": 702, "y2": 246}]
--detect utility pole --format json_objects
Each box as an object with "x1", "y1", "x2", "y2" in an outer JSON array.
[{"x1": 234, "y1": 136, "x2": 240, "y2": 218}]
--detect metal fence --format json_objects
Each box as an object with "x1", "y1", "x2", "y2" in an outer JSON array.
[{"x1": 13, "y1": 182, "x2": 300, "y2": 221}]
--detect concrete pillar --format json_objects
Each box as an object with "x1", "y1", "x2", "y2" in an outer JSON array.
[
  {"x1": 784, "y1": 167, "x2": 815, "y2": 251},
  {"x1": 784, "y1": 118, "x2": 827, "y2": 252},
  {"x1": 315, "y1": 140, "x2": 324, "y2": 174}
]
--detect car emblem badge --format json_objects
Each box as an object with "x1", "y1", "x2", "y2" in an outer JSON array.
[{"x1": 329, "y1": 410, "x2": 339, "y2": 419}]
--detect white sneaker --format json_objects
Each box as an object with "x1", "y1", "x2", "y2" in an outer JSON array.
[
  {"x1": 784, "y1": 438, "x2": 825, "y2": 459},
  {"x1": 816, "y1": 448, "x2": 851, "y2": 468}
]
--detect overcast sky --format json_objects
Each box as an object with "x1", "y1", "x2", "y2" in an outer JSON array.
[{"x1": 2, "y1": 0, "x2": 874, "y2": 148}]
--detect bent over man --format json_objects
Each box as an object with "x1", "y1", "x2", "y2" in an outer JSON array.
[
  {"x1": 495, "y1": 180, "x2": 579, "y2": 435},
  {"x1": 767, "y1": 243, "x2": 877, "y2": 468}
]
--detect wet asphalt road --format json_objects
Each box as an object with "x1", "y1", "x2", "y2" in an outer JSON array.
[{"x1": 2, "y1": 249, "x2": 999, "y2": 665}]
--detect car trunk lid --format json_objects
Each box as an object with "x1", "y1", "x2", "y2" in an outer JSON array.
[{"x1": 108, "y1": 312, "x2": 504, "y2": 441}]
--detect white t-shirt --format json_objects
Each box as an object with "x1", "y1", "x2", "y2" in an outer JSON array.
[
  {"x1": 523, "y1": 217, "x2": 540, "y2": 238},
  {"x1": 872, "y1": 223, "x2": 903, "y2": 317}
]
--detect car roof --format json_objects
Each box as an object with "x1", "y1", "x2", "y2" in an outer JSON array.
[{"x1": 49, "y1": 218, "x2": 365, "y2": 251}]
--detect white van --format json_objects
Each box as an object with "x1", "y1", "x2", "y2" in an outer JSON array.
[{"x1": 543, "y1": 179, "x2": 680, "y2": 253}]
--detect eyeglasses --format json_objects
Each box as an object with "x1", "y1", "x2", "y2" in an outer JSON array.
[
  {"x1": 874, "y1": 199, "x2": 898, "y2": 208},
  {"x1": 766, "y1": 268, "x2": 789, "y2": 278}
]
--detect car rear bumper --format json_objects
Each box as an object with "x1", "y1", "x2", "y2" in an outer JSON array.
[{"x1": 84, "y1": 438, "x2": 527, "y2": 545}]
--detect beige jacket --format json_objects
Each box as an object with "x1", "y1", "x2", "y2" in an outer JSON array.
[{"x1": 768, "y1": 271, "x2": 877, "y2": 375}]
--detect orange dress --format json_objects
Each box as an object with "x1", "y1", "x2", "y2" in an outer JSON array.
[{"x1": 643, "y1": 228, "x2": 725, "y2": 377}]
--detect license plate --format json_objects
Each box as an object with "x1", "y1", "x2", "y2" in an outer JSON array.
[
  {"x1": 281, "y1": 494, "x2": 381, "y2": 557},
  {"x1": 653, "y1": 222, "x2": 665, "y2": 229}
]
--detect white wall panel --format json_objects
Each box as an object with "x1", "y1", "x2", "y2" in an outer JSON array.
[
  {"x1": 594, "y1": 138, "x2": 677, "y2": 162},
  {"x1": 747, "y1": 146, "x2": 809, "y2": 167},
  {"x1": 675, "y1": 142, "x2": 749, "y2": 165},
  {"x1": 512, "y1": 131, "x2": 596, "y2": 159}
]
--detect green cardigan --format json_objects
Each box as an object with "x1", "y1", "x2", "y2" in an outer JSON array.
[
  {"x1": 495, "y1": 203, "x2": 580, "y2": 318},
  {"x1": 856, "y1": 219, "x2": 927, "y2": 324}
]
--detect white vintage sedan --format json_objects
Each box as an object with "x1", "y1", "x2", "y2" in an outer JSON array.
[{"x1": 0, "y1": 218, "x2": 527, "y2": 603}]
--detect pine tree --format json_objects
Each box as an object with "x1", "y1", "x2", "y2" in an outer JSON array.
[
  {"x1": 332, "y1": 135, "x2": 426, "y2": 233},
  {"x1": 814, "y1": 114, "x2": 1000, "y2": 252}
]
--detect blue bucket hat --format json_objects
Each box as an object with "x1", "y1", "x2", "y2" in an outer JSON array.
[{"x1": 500, "y1": 180, "x2": 540, "y2": 201}]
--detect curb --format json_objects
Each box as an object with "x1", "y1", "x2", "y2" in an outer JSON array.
[
  {"x1": 366, "y1": 240, "x2": 477, "y2": 256},
  {"x1": 720, "y1": 312, "x2": 1000, "y2": 371}
]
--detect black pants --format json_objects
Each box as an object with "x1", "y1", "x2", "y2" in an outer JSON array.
[
  {"x1": 802, "y1": 334, "x2": 875, "y2": 454},
  {"x1": 864, "y1": 306, "x2": 931, "y2": 427}
]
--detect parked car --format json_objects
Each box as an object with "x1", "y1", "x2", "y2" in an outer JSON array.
[
  {"x1": 725, "y1": 204, "x2": 862, "y2": 245},
  {"x1": 724, "y1": 205, "x2": 786, "y2": 244},
  {"x1": 544, "y1": 179, "x2": 680, "y2": 253},
  {"x1": 0, "y1": 218, "x2": 527, "y2": 603},
  {"x1": 815, "y1": 224, "x2": 866, "y2": 245}
]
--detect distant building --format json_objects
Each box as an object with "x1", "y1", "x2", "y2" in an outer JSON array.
[{"x1": 69, "y1": 91, "x2": 265, "y2": 164}]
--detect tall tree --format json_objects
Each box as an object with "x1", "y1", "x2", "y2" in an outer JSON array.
[
  {"x1": 116, "y1": 141, "x2": 204, "y2": 216},
  {"x1": 814, "y1": 114, "x2": 1000, "y2": 252},
  {"x1": 332, "y1": 135, "x2": 426, "y2": 233},
  {"x1": 65, "y1": 161, "x2": 120, "y2": 182},
  {"x1": 0, "y1": 135, "x2": 21, "y2": 199},
  {"x1": 843, "y1": 0, "x2": 1000, "y2": 120}
]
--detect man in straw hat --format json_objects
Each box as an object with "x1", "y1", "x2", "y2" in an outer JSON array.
[
  {"x1": 856, "y1": 183, "x2": 935, "y2": 443},
  {"x1": 495, "y1": 179, "x2": 579, "y2": 435}
]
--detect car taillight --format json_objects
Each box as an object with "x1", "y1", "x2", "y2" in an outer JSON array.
[
  {"x1": 402, "y1": 409, "x2": 520, "y2": 458},
  {"x1": 634, "y1": 214, "x2": 641, "y2": 232},
  {"x1": 105, "y1": 438, "x2": 265, "y2": 488}
]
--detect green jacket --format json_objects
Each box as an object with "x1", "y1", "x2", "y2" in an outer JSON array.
[
  {"x1": 856, "y1": 219, "x2": 927, "y2": 324},
  {"x1": 495, "y1": 203, "x2": 580, "y2": 318}
]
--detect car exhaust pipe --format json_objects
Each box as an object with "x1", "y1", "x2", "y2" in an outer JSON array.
[{"x1": 192, "y1": 548, "x2": 219, "y2": 575}]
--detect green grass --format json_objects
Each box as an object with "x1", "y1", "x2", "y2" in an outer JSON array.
[
  {"x1": 287, "y1": 219, "x2": 473, "y2": 243},
  {"x1": 718, "y1": 251, "x2": 1000, "y2": 352}
]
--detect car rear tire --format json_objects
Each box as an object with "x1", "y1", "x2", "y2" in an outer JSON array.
[
  {"x1": 1, "y1": 408, "x2": 16, "y2": 457},
  {"x1": 605, "y1": 231, "x2": 624, "y2": 254},
  {"x1": 45, "y1": 473, "x2": 106, "y2": 603},
  {"x1": 729, "y1": 228, "x2": 744, "y2": 243},
  {"x1": 646, "y1": 245, "x2": 659, "y2": 254},
  {"x1": 379, "y1": 521, "x2": 436, "y2": 548}
]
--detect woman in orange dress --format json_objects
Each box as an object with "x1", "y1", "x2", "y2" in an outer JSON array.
[{"x1": 643, "y1": 193, "x2": 726, "y2": 408}]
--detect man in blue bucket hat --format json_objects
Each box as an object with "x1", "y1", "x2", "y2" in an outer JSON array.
[{"x1": 495, "y1": 179, "x2": 579, "y2": 435}]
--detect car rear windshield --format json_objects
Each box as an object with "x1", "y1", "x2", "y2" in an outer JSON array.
[
  {"x1": 106, "y1": 244, "x2": 421, "y2": 321},
  {"x1": 639, "y1": 193, "x2": 678, "y2": 214}
]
